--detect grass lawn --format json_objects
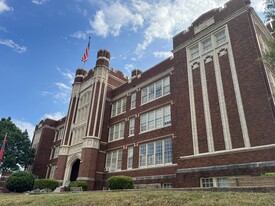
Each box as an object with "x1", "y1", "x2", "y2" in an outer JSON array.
[{"x1": 0, "y1": 190, "x2": 274, "y2": 206}]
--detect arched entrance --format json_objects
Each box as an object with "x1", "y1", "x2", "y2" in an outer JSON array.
[{"x1": 70, "y1": 159, "x2": 80, "y2": 181}]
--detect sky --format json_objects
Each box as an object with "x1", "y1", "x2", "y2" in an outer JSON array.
[{"x1": 0, "y1": 0, "x2": 266, "y2": 140}]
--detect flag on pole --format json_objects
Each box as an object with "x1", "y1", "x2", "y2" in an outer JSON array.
[
  {"x1": 81, "y1": 36, "x2": 91, "y2": 63},
  {"x1": 0, "y1": 134, "x2": 7, "y2": 162}
]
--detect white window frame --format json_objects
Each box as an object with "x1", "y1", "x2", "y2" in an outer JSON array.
[
  {"x1": 139, "y1": 138, "x2": 172, "y2": 168},
  {"x1": 127, "y1": 146, "x2": 134, "y2": 169},
  {"x1": 130, "y1": 92, "x2": 136, "y2": 109},
  {"x1": 108, "y1": 121, "x2": 125, "y2": 142},
  {"x1": 129, "y1": 117, "x2": 135, "y2": 137},
  {"x1": 202, "y1": 37, "x2": 212, "y2": 53},
  {"x1": 215, "y1": 30, "x2": 226, "y2": 46},
  {"x1": 140, "y1": 76, "x2": 170, "y2": 105},
  {"x1": 200, "y1": 177, "x2": 230, "y2": 188},
  {"x1": 105, "y1": 149, "x2": 123, "y2": 172},
  {"x1": 140, "y1": 105, "x2": 171, "y2": 133},
  {"x1": 190, "y1": 44, "x2": 199, "y2": 59},
  {"x1": 111, "y1": 97, "x2": 127, "y2": 117}
]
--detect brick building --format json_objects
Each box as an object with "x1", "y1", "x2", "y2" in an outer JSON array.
[{"x1": 31, "y1": 0, "x2": 275, "y2": 189}]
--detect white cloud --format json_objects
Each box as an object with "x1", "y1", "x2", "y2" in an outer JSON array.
[
  {"x1": 70, "y1": 31, "x2": 87, "y2": 40},
  {"x1": 42, "y1": 112, "x2": 65, "y2": 121},
  {"x1": 251, "y1": 0, "x2": 265, "y2": 13},
  {"x1": 42, "y1": 67, "x2": 73, "y2": 104},
  {"x1": 0, "y1": 0, "x2": 12, "y2": 13},
  {"x1": 32, "y1": 0, "x2": 48, "y2": 5},
  {"x1": 90, "y1": 2, "x2": 143, "y2": 37},
  {"x1": 57, "y1": 67, "x2": 74, "y2": 84},
  {"x1": 0, "y1": 39, "x2": 27, "y2": 53},
  {"x1": 89, "y1": 0, "x2": 263, "y2": 57},
  {"x1": 153, "y1": 51, "x2": 172, "y2": 59},
  {"x1": 13, "y1": 119, "x2": 35, "y2": 140},
  {"x1": 124, "y1": 63, "x2": 135, "y2": 76}
]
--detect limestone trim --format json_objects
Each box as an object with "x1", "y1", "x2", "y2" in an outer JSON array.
[
  {"x1": 178, "y1": 144, "x2": 275, "y2": 160},
  {"x1": 176, "y1": 160, "x2": 275, "y2": 174},
  {"x1": 77, "y1": 177, "x2": 95, "y2": 181}
]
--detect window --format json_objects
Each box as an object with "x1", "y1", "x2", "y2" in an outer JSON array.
[
  {"x1": 162, "y1": 183, "x2": 172, "y2": 188},
  {"x1": 57, "y1": 128, "x2": 64, "y2": 141},
  {"x1": 139, "y1": 138, "x2": 172, "y2": 168},
  {"x1": 49, "y1": 165, "x2": 56, "y2": 179},
  {"x1": 129, "y1": 117, "x2": 135, "y2": 136},
  {"x1": 76, "y1": 92, "x2": 91, "y2": 123},
  {"x1": 131, "y1": 93, "x2": 136, "y2": 109},
  {"x1": 217, "y1": 178, "x2": 230, "y2": 188},
  {"x1": 190, "y1": 44, "x2": 199, "y2": 59},
  {"x1": 105, "y1": 149, "x2": 123, "y2": 172},
  {"x1": 140, "y1": 105, "x2": 171, "y2": 133},
  {"x1": 202, "y1": 38, "x2": 212, "y2": 52},
  {"x1": 111, "y1": 97, "x2": 127, "y2": 117},
  {"x1": 108, "y1": 122, "x2": 125, "y2": 142},
  {"x1": 201, "y1": 178, "x2": 213, "y2": 188},
  {"x1": 201, "y1": 177, "x2": 230, "y2": 188},
  {"x1": 215, "y1": 30, "x2": 226, "y2": 45},
  {"x1": 141, "y1": 76, "x2": 170, "y2": 105},
  {"x1": 53, "y1": 146, "x2": 59, "y2": 159},
  {"x1": 127, "y1": 146, "x2": 134, "y2": 169}
]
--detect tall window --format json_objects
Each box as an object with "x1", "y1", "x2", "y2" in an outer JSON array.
[
  {"x1": 108, "y1": 122, "x2": 125, "y2": 142},
  {"x1": 215, "y1": 30, "x2": 226, "y2": 45},
  {"x1": 139, "y1": 138, "x2": 172, "y2": 168},
  {"x1": 77, "y1": 91, "x2": 91, "y2": 123},
  {"x1": 129, "y1": 117, "x2": 135, "y2": 136},
  {"x1": 131, "y1": 93, "x2": 136, "y2": 109},
  {"x1": 57, "y1": 128, "x2": 64, "y2": 141},
  {"x1": 127, "y1": 146, "x2": 134, "y2": 169},
  {"x1": 190, "y1": 44, "x2": 199, "y2": 59},
  {"x1": 141, "y1": 76, "x2": 170, "y2": 105},
  {"x1": 111, "y1": 97, "x2": 127, "y2": 117},
  {"x1": 202, "y1": 38, "x2": 212, "y2": 52},
  {"x1": 140, "y1": 105, "x2": 171, "y2": 133},
  {"x1": 49, "y1": 165, "x2": 56, "y2": 179},
  {"x1": 53, "y1": 146, "x2": 59, "y2": 159},
  {"x1": 105, "y1": 149, "x2": 123, "y2": 172}
]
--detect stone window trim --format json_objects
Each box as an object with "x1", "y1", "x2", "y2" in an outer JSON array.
[{"x1": 140, "y1": 76, "x2": 170, "y2": 106}]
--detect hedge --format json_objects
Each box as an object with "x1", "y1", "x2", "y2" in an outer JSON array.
[
  {"x1": 108, "y1": 176, "x2": 134, "y2": 190},
  {"x1": 34, "y1": 179, "x2": 59, "y2": 191},
  {"x1": 5, "y1": 171, "x2": 36, "y2": 193},
  {"x1": 68, "y1": 181, "x2": 88, "y2": 191}
]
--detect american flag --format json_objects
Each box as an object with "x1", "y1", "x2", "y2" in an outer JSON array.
[
  {"x1": 0, "y1": 134, "x2": 7, "y2": 162},
  {"x1": 81, "y1": 37, "x2": 91, "y2": 63}
]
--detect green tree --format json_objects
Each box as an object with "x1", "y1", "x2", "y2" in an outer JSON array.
[
  {"x1": 265, "y1": 0, "x2": 275, "y2": 22},
  {"x1": 0, "y1": 117, "x2": 35, "y2": 172},
  {"x1": 262, "y1": 0, "x2": 275, "y2": 72}
]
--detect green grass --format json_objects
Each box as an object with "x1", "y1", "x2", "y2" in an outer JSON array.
[{"x1": 0, "y1": 190, "x2": 275, "y2": 206}]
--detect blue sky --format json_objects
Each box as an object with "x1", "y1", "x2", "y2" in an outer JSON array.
[{"x1": 0, "y1": 0, "x2": 265, "y2": 139}]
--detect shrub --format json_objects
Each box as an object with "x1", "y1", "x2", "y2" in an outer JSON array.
[
  {"x1": 68, "y1": 181, "x2": 88, "y2": 191},
  {"x1": 34, "y1": 179, "x2": 59, "y2": 191},
  {"x1": 108, "y1": 176, "x2": 134, "y2": 190},
  {"x1": 5, "y1": 171, "x2": 35, "y2": 193},
  {"x1": 263, "y1": 172, "x2": 275, "y2": 176}
]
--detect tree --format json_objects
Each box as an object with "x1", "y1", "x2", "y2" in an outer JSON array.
[
  {"x1": 265, "y1": 0, "x2": 275, "y2": 22},
  {"x1": 0, "y1": 117, "x2": 35, "y2": 172},
  {"x1": 262, "y1": 0, "x2": 275, "y2": 72}
]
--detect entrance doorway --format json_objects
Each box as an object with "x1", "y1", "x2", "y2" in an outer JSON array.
[{"x1": 70, "y1": 159, "x2": 80, "y2": 181}]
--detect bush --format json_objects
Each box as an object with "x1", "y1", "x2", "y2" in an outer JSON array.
[
  {"x1": 68, "y1": 181, "x2": 88, "y2": 191},
  {"x1": 263, "y1": 172, "x2": 275, "y2": 176},
  {"x1": 108, "y1": 176, "x2": 134, "y2": 190},
  {"x1": 5, "y1": 171, "x2": 35, "y2": 193},
  {"x1": 34, "y1": 179, "x2": 59, "y2": 191}
]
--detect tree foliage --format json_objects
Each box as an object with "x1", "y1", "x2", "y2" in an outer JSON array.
[
  {"x1": 6, "y1": 171, "x2": 35, "y2": 193},
  {"x1": 265, "y1": 0, "x2": 275, "y2": 22},
  {"x1": 0, "y1": 117, "x2": 35, "y2": 172}
]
